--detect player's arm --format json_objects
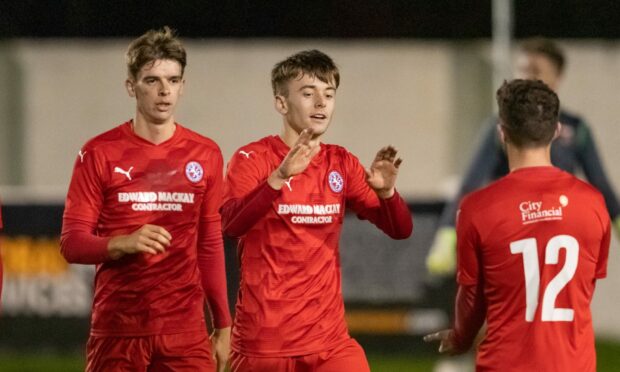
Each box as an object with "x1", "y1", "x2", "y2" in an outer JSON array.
[
  {"x1": 425, "y1": 202, "x2": 486, "y2": 353},
  {"x1": 60, "y1": 147, "x2": 170, "y2": 264},
  {"x1": 221, "y1": 128, "x2": 320, "y2": 237},
  {"x1": 424, "y1": 281, "x2": 486, "y2": 354},
  {"x1": 196, "y1": 150, "x2": 232, "y2": 372},
  {"x1": 345, "y1": 146, "x2": 412, "y2": 239},
  {"x1": 575, "y1": 122, "x2": 620, "y2": 235}
]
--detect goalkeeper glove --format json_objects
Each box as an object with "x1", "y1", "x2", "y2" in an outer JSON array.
[{"x1": 426, "y1": 227, "x2": 457, "y2": 276}]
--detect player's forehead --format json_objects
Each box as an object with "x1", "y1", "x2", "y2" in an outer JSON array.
[
  {"x1": 288, "y1": 72, "x2": 337, "y2": 91},
  {"x1": 136, "y1": 58, "x2": 183, "y2": 79}
]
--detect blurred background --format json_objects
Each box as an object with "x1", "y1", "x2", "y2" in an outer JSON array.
[{"x1": 2, "y1": 1, "x2": 620, "y2": 371}]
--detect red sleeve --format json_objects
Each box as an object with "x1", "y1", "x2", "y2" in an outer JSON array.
[
  {"x1": 456, "y1": 199, "x2": 481, "y2": 285},
  {"x1": 221, "y1": 148, "x2": 280, "y2": 238},
  {"x1": 451, "y1": 282, "x2": 486, "y2": 353},
  {"x1": 344, "y1": 151, "x2": 412, "y2": 239},
  {"x1": 197, "y1": 150, "x2": 231, "y2": 328},
  {"x1": 60, "y1": 218, "x2": 111, "y2": 264},
  {"x1": 60, "y1": 146, "x2": 110, "y2": 264},
  {"x1": 596, "y1": 217, "x2": 611, "y2": 279},
  {"x1": 63, "y1": 146, "x2": 105, "y2": 222},
  {"x1": 221, "y1": 182, "x2": 281, "y2": 238}
]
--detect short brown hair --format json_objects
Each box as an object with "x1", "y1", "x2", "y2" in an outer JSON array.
[
  {"x1": 519, "y1": 37, "x2": 565, "y2": 75},
  {"x1": 126, "y1": 26, "x2": 187, "y2": 79},
  {"x1": 271, "y1": 49, "x2": 340, "y2": 96},
  {"x1": 496, "y1": 79, "x2": 560, "y2": 148}
]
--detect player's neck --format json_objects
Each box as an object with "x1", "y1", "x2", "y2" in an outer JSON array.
[
  {"x1": 280, "y1": 125, "x2": 321, "y2": 148},
  {"x1": 507, "y1": 144, "x2": 552, "y2": 171},
  {"x1": 132, "y1": 116, "x2": 176, "y2": 145}
]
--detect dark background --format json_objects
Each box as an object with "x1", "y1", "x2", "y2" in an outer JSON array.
[{"x1": 1, "y1": 1, "x2": 619, "y2": 39}]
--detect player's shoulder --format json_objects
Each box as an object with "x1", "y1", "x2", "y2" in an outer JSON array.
[
  {"x1": 177, "y1": 124, "x2": 222, "y2": 153},
  {"x1": 81, "y1": 122, "x2": 128, "y2": 152},
  {"x1": 230, "y1": 136, "x2": 278, "y2": 160}
]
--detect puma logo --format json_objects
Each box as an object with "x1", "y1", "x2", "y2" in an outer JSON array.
[
  {"x1": 78, "y1": 150, "x2": 87, "y2": 163},
  {"x1": 114, "y1": 166, "x2": 134, "y2": 181},
  {"x1": 239, "y1": 150, "x2": 254, "y2": 158},
  {"x1": 284, "y1": 177, "x2": 293, "y2": 191}
]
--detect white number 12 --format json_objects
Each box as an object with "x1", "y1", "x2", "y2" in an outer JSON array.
[{"x1": 510, "y1": 235, "x2": 578, "y2": 322}]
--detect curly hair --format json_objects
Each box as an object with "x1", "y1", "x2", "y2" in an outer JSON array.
[{"x1": 496, "y1": 79, "x2": 560, "y2": 148}]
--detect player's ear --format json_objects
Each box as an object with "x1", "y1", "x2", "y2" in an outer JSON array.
[
  {"x1": 179, "y1": 78, "x2": 185, "y2": 96},
  {"x1": 125, "y1": 78, "x2": 136, "y2": 97},
  {"x1": 274, "y1": 95, "x2": 288, "y2": 115},
  {"x1": 552, "y1": 122, "x2": 562, "y2": 140},
  {"x1": 496, "y1": 123, "x2": 506, "y2": 145}
]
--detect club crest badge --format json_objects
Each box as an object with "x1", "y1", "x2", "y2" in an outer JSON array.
[
  {"x1": 185, "y1": 161, "x2": 204, "y2": 183},
  {"x1": 328, "y1": 170, "x2": 344, "y2": 193}
]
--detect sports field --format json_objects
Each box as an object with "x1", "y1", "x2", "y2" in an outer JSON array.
[{"x1": 1, "y1": 339, "x2": 619, "y2": 372}]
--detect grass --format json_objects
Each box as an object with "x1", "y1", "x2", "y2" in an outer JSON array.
[{"x1": 0, "y1": 339, "x2": 618, "y2": 372}]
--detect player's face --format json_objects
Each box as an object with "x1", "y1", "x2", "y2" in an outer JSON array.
[
  {"x1": 514, "y1": 52, "x2": 561, "y2": 92},
  {"x1": 126, "y1": 59, "x2": 185, "y2": 126},
  {"x1": 276, "y1": 74, "x2": 336, "y2": 137}
]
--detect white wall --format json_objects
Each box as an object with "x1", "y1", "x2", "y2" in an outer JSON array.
[{"x1": 9, "y1": 39, "x2": 455, "y2": 201}]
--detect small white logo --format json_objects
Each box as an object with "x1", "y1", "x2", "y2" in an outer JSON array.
[
  {"x1": 239, "y1": 150, "x2": 254, "y2": 158},
  {"x1": 328, "y1": 171, "x2": 344, "y2": 193},
  {"x1": 185, "y1": 161, "x2": 204, "y2": 183},
  {"x1": 284, "y1": 177, "x2": 293, "y2": 191},
  {"x1": 114, "y1": 166, "x2": 133, "y2": 180},
  {"x1": 78, "y1": 150, "x2": 87, "y2": 163},
  {"x1": 559, "y1": 195, "x2": 569, "y2": 207}
]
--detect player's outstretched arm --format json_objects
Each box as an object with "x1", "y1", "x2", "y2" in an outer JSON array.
[
  {"x1": 211, "y1": 326, "x2": 231, "y2": 372},
  {"x1": 364, "y1": 145, "x2": 402, "y2": 199},
  {"x1": 107, "y1": 224, "x2": 171, "y2": 260}
]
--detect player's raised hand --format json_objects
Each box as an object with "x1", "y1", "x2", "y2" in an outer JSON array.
[
  {"x1": 365, "y1": 145, "x2": 402, "y2": 199},
  {"x1": 268, "y1": 128, "x2": 320, "y2": 189},
  {"x1": 423, "y1": 329, "x2": 459, "y2": 355},
  {"x1": 107, "y1": 224, "x2": 172, "y2": 260},
  {"x1": 211, "y1": 327, "x2": 231, "y2": 372}
]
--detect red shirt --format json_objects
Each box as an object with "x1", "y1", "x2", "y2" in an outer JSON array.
[
  {"x1": 457, "y1": 166, "x2": 610, "y2": 371},
  {"x1": 222, "y1": 135, "x2": 412, "y2": 356},
  {"x1": 62, "y1": 121, "x2": 230, "y2": 336}
]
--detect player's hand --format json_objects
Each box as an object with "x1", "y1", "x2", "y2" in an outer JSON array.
[
  {"x1": 426, "y1": 227, "x2": 457, "y2": 276},
  {"x1": 424, "y1": 329, "x2": 460, "y2": 355},
  {"x1": 268, "y1": 128, "x2": 320, "y2": 190},
  {"x1": 211, "y1": 326, "x2": 231, "y2": 372},
  {"x1": 107, "y1": 224, "x2": 172, "y2": 260},
  {"x1": 365, "y1": 146, "x2": 402, "y2": 199}
]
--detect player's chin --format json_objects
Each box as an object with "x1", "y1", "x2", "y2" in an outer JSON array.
[{"x1": 307, "y1": 121, "x2": 330, "y2": 136}]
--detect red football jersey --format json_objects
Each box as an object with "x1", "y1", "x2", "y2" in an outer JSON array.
[
  {"x1": 63, "y1": 121, "x2": 227, "y2": 336},
  {"x1": 457, "y1": 166, "x2": 610, "y2": 371},
  {"x1": 223, "y1": 135, "x2": 411, "y2": 356}
]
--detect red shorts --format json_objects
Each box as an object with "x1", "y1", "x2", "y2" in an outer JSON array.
[
  {"x1": 86, "y1": 330, "x2": 215, "y2": 372},
  {"x1": 230, "y1": 338, "x2": 370, "y2": 372}
]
